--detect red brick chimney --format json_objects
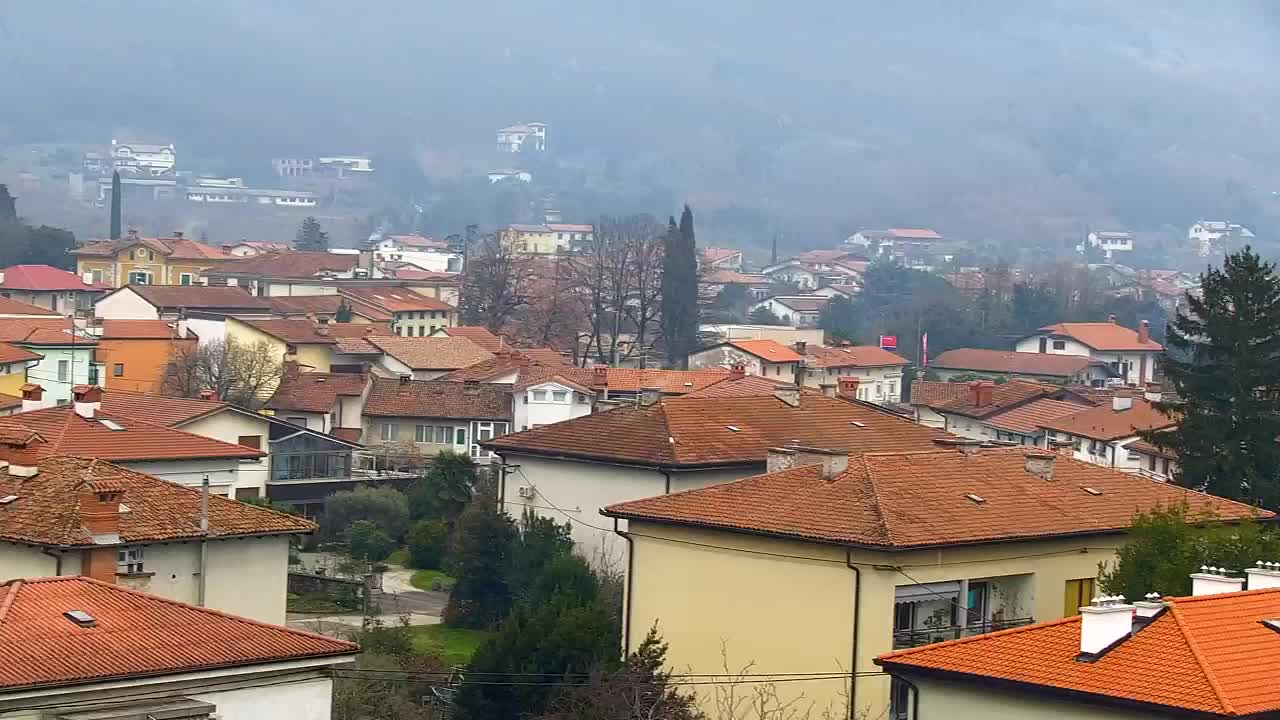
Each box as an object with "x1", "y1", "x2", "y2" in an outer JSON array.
[
  {"x1": 970, "y1": 380, "x2": 994, "y2": 408},
  {"x1": 72, "y1": 385, "x2": 103, "y2": 420},
  {"x1": 198, "y1": 389, "x2": 218, "y2": 401},
  {"x1": 837, "y1": 376, "x2": 860, "y2": 398},
  {"x1": 0, "y1": 430, "x2": 43, "y2": 477},
  {"x1": 730, "y1": 363, "x2": 746, "y2": 380},
  {"x1": 592, "y1": 365, "x2": 609, "y2": 388},
  {"x1": 1138, "y1": 319, "x2": 1150, "y2": 344},
  {"x1": 793, "y1": 341, "x2": 807, "y2": 355},
  {"x1": 20, "y1": 383, "x2": 44, "y2": 413},
  {"x1": 79, "y1": 481, "x2": 126, "y2": 538}
]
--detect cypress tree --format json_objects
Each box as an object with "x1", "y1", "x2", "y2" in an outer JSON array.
[
  {"x1": 661, "y1": 205, "x2": 698, "y2": 368},
  {"x1": 109, "y1": 171, "x2": 122, "y2": 240},
  {"x1": 0, "y1": 184, "x2": 15, "y2": 223},
  {"x1": 1146, "y1": 247, "x2": 1280, "y2": 507},
  {"x1": 295, "y1": 216, "x2": 329, "y2": 251}
]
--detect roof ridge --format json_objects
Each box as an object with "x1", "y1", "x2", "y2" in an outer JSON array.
[
  {"x1": 0, "y1": 580, "x2": 20, "y2": 623},
  {"x1": 854, "y1": 455, "x2": 895, "y2": 545},
  {"x1": 1166, "y1": 602, "x2": 1236, "y2": 715}
]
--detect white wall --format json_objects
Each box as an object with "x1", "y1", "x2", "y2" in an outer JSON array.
[
  {"x1": 906, "y1": 674, "x2": 1155, "y2": 720},
  {"x1": 26, "y1": 347, "x2": 99, "y2": 404},
  {"x1": 92, "y1": 288, "x2": 158, "y2": 320},
  {"x1": 688, "y1": 345, "x2": 764, "y2": 375},
  {"x1": 119, "y1": 458, "x2": 247, "y2": 495},
  {"x1": 205, "y1": 535, "x2": 292, "y2": 624},
  {"x1": 804, "y1": 365, "x2": 903, "y2": 403},
  {"x1": 1014, "y1": 336, "x2": 1158, "y2": 385},
  {"x1": 185, "y1": 316, "x2": 227, "y2": 346},
  {"x1": 515, "y1": 382, "x2": 592, "y2": 431},
  {"x1": 0, "y1": 541, "x2": 58, "y2": 579},
  {"x1": 180, "y1": 411, "x2": 271, "y2": 496}
]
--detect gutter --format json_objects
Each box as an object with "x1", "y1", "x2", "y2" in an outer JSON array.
[
  {"x1": 845, "y1": 550, "x2": 861, "y2": 720},
  {"x1": 613, "y1": 517, "x2": 635, "y2": 654}
]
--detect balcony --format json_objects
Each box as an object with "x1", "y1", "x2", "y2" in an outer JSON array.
[
  {"x1": 892, "y1": 574, "x2": 1033, "y2": 649},
  {"x1": 892, "y1": 617, "x2": 1036, "y2": 649}
]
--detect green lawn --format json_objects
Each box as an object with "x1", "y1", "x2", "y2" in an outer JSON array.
[
  {"x1": 410, "y1": 569, "x2": 456, "y2": 592},
  {"x1": 384, "y1": 548, "x2": 409, "y2": 566},
  {"x1": 405, "y1": 624, "x2": 491, "y2": 666}
]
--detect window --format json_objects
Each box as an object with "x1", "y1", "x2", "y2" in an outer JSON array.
[
  {"x1": 90, "y1": 269, "x2": 103, "y2": 284},
  {"x1": 1052, "y1": 340, "x2": 1066, "y2": 350},
  {"x1": 454, "y1": 427, "x2": 467, "y2": 446},
  {"x1": 179, "y1": 273, "x2": 193, "y2": 286},
  {"x1": 416, "y1": 424, "x2": 430, "y2": 442},
  {"x1": 1064, "y1": 577, "x2": 1097, "y2": 616},
  {"x1": 893, "y1": 602, "x2": 915, "y2": 632},
  {"x1": 117, "y1": 547, "x2": 144, "y2": 574},
  {"x1": 111, "y1": 363, "x2": 124, "y2": 377},
  {"x1": 380, "y1": 422, "x2": 399, "y2": 441},
  {"x1": 57, "y1": 359, "x2": 69, "y2": 382},
  {"x1": 237, "y1": 435, "x2": 261, "y2": 450},
  {"x1": 436, "y1": 426, "x2": 451, "y2": 444},
  {"x1": 551, "y1": 390, "x2": 567, "y2": 402},
  {"x1": 235, "y1": 487, "x2": 260, "y2": 501},
  {"x1": 532, "y1": 389, "x2": 548, "y2": 402},
  {"x1": 889, "y1": 677, "x2": 913, "y2": 720},
  {"x1": 128, "y1": 271, "x2": 150, "y2": 285}
]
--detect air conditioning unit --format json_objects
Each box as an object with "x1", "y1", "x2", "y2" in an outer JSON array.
[{"x1": 517, "y1": 485, "x2": 535, "y2": 499}]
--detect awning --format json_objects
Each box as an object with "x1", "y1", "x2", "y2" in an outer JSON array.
[{"x1": 894, "y1": 580, "x2": 961, "y2": 602}]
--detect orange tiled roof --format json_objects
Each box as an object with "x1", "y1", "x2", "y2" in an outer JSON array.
[
  {"x1": 72, "y1": 236, "x2": 232, "y2": 261},
  {"x1": 364, "y1": 377, "x2": 511, "y2": 420},
  {"x1": 0, "y1": 456, "x2": 313, "y2": 546},
  {"x1": 99, "y1": 388, "x2": 228, "y2": 426},
  {"x1": 266, "y1": 371, "x2": 368, "y2": 414},
  {"x1": 487, "y1": 392, "x2": 949, "y2": 468},
  {"x1": 0, "y1": 393, "x2": 21, "y2": 411},
  {"x1": 439, "y1": 326, "x2": 506, "y2": 352},
  {"x1": 924, "y1": 379, "x2": 1065, "y2": 419},
  {"x1": 268, "y1": 295, "x2": 393, "y2": 321},
  {"x1": 877, "y1": 587, "x2": 1280, "y2": 716},
  {"x1": 1128, "y1": 437, "x2": 1179, "y2": 460},
  {"x1": 1036, "y1": 322, "x2": 1164, "y2": 352},
  {"x1": 1040, "y1": 397, "x2": 1176, "y2": 441},
  {"x1": 211, "y1": 251, "x2": 358, "y2": 279},
  {"x1": 0, "y1": 264, "x2": 109, "y2": 291},
  {"x1": 366, "y1": 336, "x2": 494, "y2": 371},
  {"x1": 725, "y1": 339, "x2": 804, "y2": 363},
  {"x1": 806, "y1": 345, "x2": 907, "y2": 369},
  {"x1": 983, "y1": 398, "x2": 1092, "y2": 435},
  {"x1": 931, "y1": 348, "x2": 1094, "y2": 378},
  {"x1": 0, "y1": 576, "x2": 353, "y2": 691},
  {"x1": 0, "y1": 296, "x2": 63, "y2": 316},
  {"x1": 0, "y1": 407, "x2": 261, "y2": 461},
  {"x1": 518, "y1": 347, "x2": 572, "y2": 366},
  {"x1": 323, "y1": 322, "x2": 395, "y2": 339},
  {"x1": 770, "y1": 296, "x2": 830, "y2": 313},
  {"x1": 234, "y1": 318, "x2": 337, "y2": 345},
  {"x1": 125, "y1": 285, "x2": 272, "y2": 311},
  {"x1": 0, "y1": 319, "x2": 94, "y2": 346},
  {"x1": 0, "y1": 341, "x2": 41, "y2": 364},
  {"x1": 701, "y1": 247, "x2": 742, "y2": 264},
  {"x1": 680, "y1": 374, "x2": 797, "y2": 398},
  {"x1": 604, "y1": 447, "x2": 1267, "y2": 548},
  {"x1": 909, "y1": 380, "x2": 971, "y2": 407},
  {"x1": 340, "y1": 287, "x2": 455, "y2": 313},
  {"x1": 99, "y1": 319, "x2": 183, "y2": 339}
]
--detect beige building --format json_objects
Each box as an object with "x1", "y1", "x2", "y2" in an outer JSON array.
[
  {"x1": 602, "y1": 444, "x2": 1261, "y2": 719},
  {"x1": 71, "y1": 230, "x2": 235, "y2": 288},
  {"x1": 802, "y1": 344, "x2": 909, "y2": 403}
]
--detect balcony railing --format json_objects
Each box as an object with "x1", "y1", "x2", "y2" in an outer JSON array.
[{"x1": 893, "y1": 617, "x2": 1035, "y2": 649}]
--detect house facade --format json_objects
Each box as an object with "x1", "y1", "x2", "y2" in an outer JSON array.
[
  {"x1": 0, "y1": 264, "x2": 109, "y2": 316},
  {"x1": 93, "y1": 319, "x2": 196, "y2": 394},
  {"x1": 802, "y1": 344, "x2": 908, "y2": 404},
  {"x1": 1014, "y1": 318, "x2": 1163, "y2": 386},
  {"x1": 930, "y1": 348, "x2": 1111, "y2": 385},
  {"x1": 497, "y1": 223, "x2": 593, "y2": 254},
  {"x1": 340, "y1": 287, "x2": 457, "y2": 337},
  {"x1": 0, "y1": 320, "x2": 102, "y2": 404},
  {"x1": 72, "y1": 231, "x2": 234, "y2": 288},
  {"x1": 1040, "y1": 392, "x2": 1176, "y2": 477},
  {"x1": 749, "y1": 295, "x2": 829, "y2": 328},
  {"x1": 496, "y1": 122, "x2": 547, "y2": 152},
  {"x1": 687, "y1": 339, "x2": 803, "y2": 382},
  {"x1": 363, "y1": 377, "x2": 512, "y2": 464}
]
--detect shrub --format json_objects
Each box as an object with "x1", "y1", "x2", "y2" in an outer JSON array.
[
  {"x1": 321, "y1": 486, "x2": 411, "y2": 542},
  {"x1": 407, "y1": 519, "x2": 450, "y2": 569},
  {"x1": 348, "y1": 520, "x2": 396, "y2": 562}
]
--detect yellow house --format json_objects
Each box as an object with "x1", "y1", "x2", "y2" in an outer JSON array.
[
  {"x1": 497, "y1": 223, "x2": 592, "y2": 255},
  {"x1": 224, "y1": 318, "x2": 337, "y2": 401},
  {"x1": 71, "y1": 230, "x2": 235, "y2": 288},
  {"x1": 0, "y1": 341, "x2": 41, "y2": 410},
  {"x1": 602, "y1": 444, "x2": 1262, "y2": 720}
]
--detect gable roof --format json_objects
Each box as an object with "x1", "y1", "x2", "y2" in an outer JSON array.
[
  {"x1": 922, "y1": 379, "x2": 1068, "y2": 419},
  {"x1": 518, "y1": 347, "x2": 572, "y2": 366},
  {"x1": 1040, "y1": 397, "x2": 1176, "y2": 441},
  {"x1": 604, "y1": 447, "x2": 1267, "y2": 548},
  {"x1": 983, "y1": 398, "x2": 1093, "y2": 435},
  {"x1": 877, "y1": 587, "x2": 1280, "y2": 717},
  {"x1": 99, "y1": 319, "x2": 185, "y2": 340},
  {"x1": 0, "y1": 407, "x2": 262, "y2": 462},
  {"x1": 0, "y1": 296, "x2": 63, "y2": 316},
  {"x1": 0, "y1": 456, "x2": 312, "y2": 547},
  {"x1": 121, "y1": 285, "x2": 272, "y2": 311},
  {"x1": 0, "y1": 576, "x2": 353, "y2": 691},
  {"x1": 0, "y1": 319, "x2": 94, "y2": 346},
  {"x1": 0, "y1": 342, "x2": 42, "y2": 365},
  {"x1": 72, "y1": 236, "x2": 232, "y2": 261},
  {"x1": 265, "y1": 371, "x2": 368, "y2": 414},
  {"x1": 724, "y1": 339, "x2": 805, "y2": 363},
  {"x1": 364, "y1": 377, "x2": 511, "y2": 420},
  {"x1": 931, "y1": 348, "x2": 1095, "y2": 378},
  {"x1": 701, "y1": 247, "x2": 742, "y2": 264},
  {"x1": 366, "y1": 336, "x2": 494, "y2": 370},
  {"x1": 681, "y1": 374, "x2": 800, "y2": 398},
  {"x1": 487, "y1": 392, "x2": 949, "y2": 468},
  {"x1": 267, "y1": 295, "x2": 393, "y2": 321},
  {"x1": 340, "y1": 287, "x2": 455, "y2": 313},
  {"x1": 806, "y1": 345, "x2": 908, "y2": 369},
  {"x1": 768, "y1": 296, "x2": 829, "y2": 313},
  {"x1": 435, "y1": 326, "x2": 506, "y2": 352},
  {"x1": 0, "y1": 265, "x2": 110, "y2": 292},
  {"x1": 234, "y1": 318, "x2": 337, "y2": 345},
  {"x1": 98, "y1": 388, "x2": 231, "y2": 426},
  {"x1": 211, "y1": 251, "x2": 358, "y2": 279},
  {"x1": 1034, "y1": 322, "x2": 1164, "y2": 352}
]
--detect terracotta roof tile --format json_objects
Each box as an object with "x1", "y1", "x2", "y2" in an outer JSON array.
[
  {"x1": 0, "y1": 407, "x2": 261, "y2": 461},
  {"x1": 211, "y1": 251, "x2": 358, "y2": 279},
  {"x1": 878, "y1": 587, "x2": 1280, "y2": 716},
  {"x1": 72, "y1": 237, "x2": 232, "y2": 261},
  {"x1": 983, "y1": 398, "x2": 1092, "y2": 435},
  {"x1": 268, "y1": 295, "x2": 393, "y2": 321},
  {"x1": 0, "y1": 342, "x2": 42, "y2": 364},
  {"x1": 439, "y1": 353, "x2": 546, "y2": 382},
  {"x1": 725, "y1": 339, "x2": 805, "y2": 363},
  {"x1": 234, "y1": 318, "x2": 337, "y2": 344},
  {"x1": 922, "y1": 379, "x2": 1067, "y2": 419},
  {"x1": 99, "y1": 319, "x2": 182, "y2": 339},
  {"x1": 340, "y1": 287, "x2": 455, "y2": 313},
  {"x1": 0, "y1": 264, "x2": 109, "y2": 291},
  {"x1": 363, "y1": 377, "x2": 511, "y2": 420},
  {"x1": 806, "y1": 345, "x2": 908, "y2": 368},
  {"x1": 1035, "y1": 322, "x2": 1164, "y2": 352},
  {"x1": 488, "y1": 393, "x2": 949, "y2": 468},
  {"x1": 124, "y1": 285, "x2": 272, "y2": 311},
  {"x1": 266, "y1": 372, "x2": 368, "y2": 414},
  {"x1": 680, "y1": 375, "x2": 797, "y2": 398},
  {"x1": 0, "y1": 456, "x2": 313, "y2": 546},
  {"x1": 909, "y1": 380, "x2": 970, "y2": 407},
  {"x1": 366, "y1": 336, "x2": 494, "y2": 370},
  {"x1": 1041, "y1": 398, "x2": 1175, "y2": 441},
  {"x1": 1127, "y1": 438, "x2": 1178, "y2": 460},
  {"x1": 0, "y1": 296, "x2": 65, "y2": 316},
  {"x1": 0, "y1": 576, "x2": 353, "y2": 691},
  {"x1": 0, "y1": 319, "x2": 94, "y2": 346},
  {"x1": 518, "y1": 347, "x2": 572, "y2": 366},
  {"x1": 0, "y1": 394, "x2": 21, "y2": 411},
  {"x1": 323, "y1": 323, "x2": 395, "y2": 339},
  {"x1": 605, "y1": 447, "x2": 1267, "y2": 547},
  {"x1": 931, "y1": 349, "x2": 1094, "y2": 378},
  {"x1": 99, "y1": 388, "x2": 228, "y2": 426},
  {"x1": 438, "y1": 326, "x2": 506, "y2": 352}
]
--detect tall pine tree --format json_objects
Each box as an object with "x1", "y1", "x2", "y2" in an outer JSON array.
[
  {"x1": 295, "y1": 216, "x2": 329, "y2": 251},
  {"x1": 109, "y1": 171, "x2": 122, "y2": 240},
  {"x1": 661, "y1": 205, "x2": 698, "y2": 368},
  {"x1": 0, "y1": 185, "x2": 15, "y2": 223},
  {"x1": 1147, "y1": 247, "x2": 1280, "y2": 508}
]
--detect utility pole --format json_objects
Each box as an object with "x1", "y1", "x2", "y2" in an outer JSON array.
[
  {"x1": 198, "y1": 474, "x2": 209, "y2": 607},
  {"x1": 771, "y1": 232, "x2": 779, "y2": 266}
]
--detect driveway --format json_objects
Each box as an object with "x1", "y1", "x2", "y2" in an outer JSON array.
[{"x1": 287, "y1": 563, "x2": 450, "y2": 637}]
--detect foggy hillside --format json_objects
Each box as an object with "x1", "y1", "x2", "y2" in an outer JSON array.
[{"x1": 4, "y1": 1, "x2": 1280, "y2": 251}]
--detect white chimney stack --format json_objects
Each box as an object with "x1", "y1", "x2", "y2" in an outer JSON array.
[
  {"x1": 1132, "y1": 592, "x2": 1166, "y2": 619},
  {"x1": 1190, "y1": 566, "x2": 1245, "y2": 596},
  {"x1": 1246, "y1": 561, "x2": 1280, "y2": 591},
  {"x1": 1078, "y1": 595, "x2": 1134, "y2": 655},
  {"x1": 71, "y1": 385, "x2": 102, "y2": 420},
  {"x1": 1112, "y1": 391, "x2": 1133, "y2": 412},
  {"x1": 20, "y1": 384, "x2": 45, "y2": 413}
]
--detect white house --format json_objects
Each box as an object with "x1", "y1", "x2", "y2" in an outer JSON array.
[
  {"x1": 1082, "y1": 230, "x2": 1135, "y2": 260},
  {"x1": 749, "y1": 295, "x2": 829, "y2": 328},
  {"x1": 0, "y1": 320, "x2": 102, "y2": 404},
  {"x1": 488, "y1": 168, "x2": 533, "y2": 183},
  {"x1": 1189, "y1": 221, "x2": 1255, "y2": 257},
  {"x1": 110, "y1": 138, "x2": 176, "y2": 177},
  {"x1": 759, "y1": 261, "x2": 820, "y2": 290},
  {"x1": 688, "y1": 339, "x2": 804, "y2": 382},
  {"x1": 1039, "y1": 391, "x2": 1176, "y2": 477},
  {"x1": 513, "y1": 375, "x2": 595, "y2": 432},
  {"x1": 1014, "y1": 317, "x2": 1163, "y2": 386},
  {"x1": 496, "y1": 122, "x2": 547, "y2": 152},
  {"x1": 801, "y1": 344, "x2": 908, "y2": 404},
  {"x1": 317, "y1": 155, "x2": 374, "y2": 177},
  {"x1": 0, "y1": 576, "x2": 354, "y2": 719},
  {"x1": 372, "y1": 235, "x2": 463, "y2": 274}
]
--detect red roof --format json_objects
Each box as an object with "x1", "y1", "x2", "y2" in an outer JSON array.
[
  {"x1": 1035, "y1": 322, "x2": 1164, "y2": 352},
  {"x1": 682, "y1": 374, "x2": 799, "y2": 398},
  {"x1": 701, "y1": 247, "x2": 742, "y2": 264},
  {"x1": 0, "y1": 342, "x2": 42, "y2": 365},
  {"x1": 0, "y1": 296, "x2": 63, "y2": 316},
  {"x1": 909, "y1": 380, "x2": 972, "y2": 407},
  {"x1": 806, "y1": 345, "x2": 908, "y2": 368},
  {"x1": 266, "y1": 371, "x2": 368, "y2": 414},
  {"x1": 340, "y1": 287, "x2": 455, "y2": 313},
  {"x1": 769, "y1": 296, "x2": 829, "y2": 313},
  {"x1": 0, "y1": 265, "x2": 109, "y2": 291},
  {"x1": 72, "y1": 236, "x2": 233, "y2": 261},
  {"x1": 268, "y1": 295, "x2": 393, "y2": 321},
  {"x1": 123, "y1": 285, "x2": 272, "y2": 311},
  {"x1": 725, "y1": 339, "x2": 805, "y2": 363},
  {"x1": 100, "y1": 319, "x2": 183, "y2": 339},
  {"x1": 234, "y1": 318, "x2": 337, "y2": 345},
  {"x1": 212, "y1": 251, "x2": 358, "y2": 279},
  {"x1": 889, "y1": 228, "x2": 943, "y2": 239},
  {"x1": 0, "y1": 407, "x2": 262, "y2": 461},
  {"x1": 877, "y1": 587, "x2": 1280, "y2": 717},
  {"x1": 1040, "y1": 397, "x2": 1176, "y2": 441},
  {"x1": 363, "y1": 378, "x2": 511, "y2": 420},
  {"x1": 605, "y1": 447, "x2": 1266, "y2": 548},
  {"x1": 983, "y1": 398, "x2": 1093, "y2": 435},
  {"x1": 437, "y1": 326, "x2": 506, "y2": 352},
  {"x1": 366, "y1": 336, "x2": 494, "y2": 370},
  {"x1": 0, "y1": 319, "x2": 95, "y2": 346},
  {"x1": 99, "y1": 388, "x2": 229, "y2": 426},
  {"x1": 921, "y1": 379, "x2": 1070, "y2": 419},
  {"x1": 518, "y1": 347, "x2": 572, "y2": 366},
  {"x1": 932, "y1": 348, "x2": 1093, "y2": 378},
  {"x1": 0, "y1": 576, "x2": 354, "y2": 691}
]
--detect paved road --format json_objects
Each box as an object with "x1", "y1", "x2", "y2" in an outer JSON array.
[{"x1": 287, "y1": 564, "x2": 450, "y2": 637}]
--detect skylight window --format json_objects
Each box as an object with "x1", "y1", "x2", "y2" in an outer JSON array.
[
  {"x1": 98, "y1": 419, "x2": 125, "y2": 431},
  {"x1": 1082, "y1": 487, "x2": 1104, "y2": 496},
  {"x1": 1263, "y1": 619, "x2": 1280, "y2": 635},
  {"x1": 726, "y1": 425, "x2": 741, "y2": 432},
  {"x1": 964, "y1": 493, "x2": 986, "y2": 504},
  {"x1": 0, "y1": 495, "x2": 16, "y2": 505},
  {"x1": 850, "y1": 421, "x2": 865, "y2": 428},
  {"x1": 63, "y1": 610, "x2": 96, "y2": 628}
]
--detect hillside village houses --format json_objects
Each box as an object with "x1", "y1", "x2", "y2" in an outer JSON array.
[
  {"x1": 929, "y1": 347, "x2": 1114, "y2": 385},
  {"x1": 92, "y1": 318, "x2": 196, "y2": 394},
  {"x1": 496, "y1": 121, "x2": 547, "y2": 152},
  {"x1": 71, "y1": 230, "x2": 235, "y2": 287},
  {"x1": 602, "y1": 444, "x2": 1266, "y2": 719},
  {"x1": 371, "y1": 232, "x2": 464, "y2": 273},
  {"x1": 1081, "y1": 229, "x2": 1135, "y2": 260},
  {"x1": 749, "y1": 294, "x2": 829, "y2": 327},
  {"x1": 1039, "y1": 390, "x2": 1178, "y2": 476},
  {"x1": 0, "y1": 264, "x2": 109, "y2": 315},
  {"x1": 1189, "y1": 220, "x2": 1255, "y2": 257},
  {"x1": 801, "y1": 343, "x2": 909, "y2": 403},
  {"x1": 1015, "y1": 317, "x2": 1164, "y2": 386}
]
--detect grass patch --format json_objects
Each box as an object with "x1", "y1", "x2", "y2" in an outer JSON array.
[
  {"x1": 405, "y1": 625, "x2": 491, "y2": 666},
  {"x1": 286, "y1": 592, "x2": 354, "y2": 614},
  {"x1": 411, "y1": 569, "x2": 456, "y2": 592},
  {"x1": 384, "y1": 548, "x2": 409, "y2": 566}
]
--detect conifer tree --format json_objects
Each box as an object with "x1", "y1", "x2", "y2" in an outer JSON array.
[
  {"x1": 295, "y1": 216, "x2": 329, "y2": 251},
  {"x1": 109, "y1": 171, "x2": 122, "y2": 240},
  {"x1": 0, "y1": 184, "x2": 16, "y2": 223},
  {"x1": 661, "y1": 205, "x2": 698, "y2": 368}
]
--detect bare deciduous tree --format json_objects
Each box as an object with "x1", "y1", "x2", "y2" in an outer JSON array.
[
  {"x1": 570, "y1": 215, "x2": 665, "y2": 366},
  {"x1": 162, "y1": 338, "x2": 283, "y2": 408},
  {"x1": 461, "y1": 233, "x2": 534, "y2": 332}
]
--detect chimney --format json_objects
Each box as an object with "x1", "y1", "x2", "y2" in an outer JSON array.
[
  {"x1": 729, "y1": 363, "x2": 746, "y2": 380},
  {"x1": 20, "y1": 383, "x2": 44, "y2": 413},
  {"x1": 315, "y1": 324, "x2": 330, "y2": 337},
  {"x1": 198, "y1": 389, "x2": 218, "y2": 401},
  {"x1": 79, "y1": 483, "x2": 125, "y2": 538},
  {"x1": 1078, "y1": 595, "x2": 1134, "y2": 656},
  {"x1": 639, "y1": 386, "x2": 662, "y2": 407},
  {"x1": 593, "y1": 365, "x2": 609, "y2": 388},
  {"x1": 1024, "y1": 450, "x2": 1057, "y2": 481},
  {"x1": 773, "y1": 385, "x2": 801, "y2": 407},
  {"x1": 766, "y1": 447, "x2": 797, "y2": 473},
  {"x1": 1112, "y1": 390, "x2": 1133, "y2": 412},
  {"x1": 127, "y1": 227, "x2": 139, "y2": 239},
  {"x1": 0, "y1": 432, "x2": 42, "y2": 477},
  {"x1": 1138, "y1": 319, "x2": 1150, "y2": 344},
  {"x1": 970, "y1": 380, "x2": 994, "y2": 408},
  {"x1": 1143, "y1": 382, "x2": 1162, "y2": 403},
  {"x1": 464, "y1": 379, "x2": 481, "y2": 396},
  {"x1": 819, "y1": 383, "x2": 837, "y2": 398},
  {"x1": 72, "y1": 385, "x2": 103, "y2": 419},
  {"x1": 793, "y1": 340, "x2": 807, "y2": 355},
  {"x1": 1132, "y1": 592, "x2": 1166, "y2": 621},
  {"x1": 791, "y1": 447, "x2": 849, "y2": 480},
  {"x1": 1246, "y1": 561, "x2": 1280, "y2": 590},
  {"x1": 838, "y1": 376, "x2": 860, "y2": 398},
  {"x1": 1049, "y1": 438, "x2": 1075, "y2": 456},
  {"x1": 1190, "y1": 566, "x2": 1245, "y2": 596},
  {"x1": 172, "y1": 230, "x2": 184, "y2": 240},
  {"x1": 1107, "y1": 314, "x2": 1117, "y2": 324}
]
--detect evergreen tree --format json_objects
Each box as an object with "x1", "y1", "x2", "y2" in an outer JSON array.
[
  {"x1": 296, "y1": 216, "x2": 330, "y2": 251},
  {"x1": 0, "y1": 184, "x2": 15, "y2": 222},
  {"x1": 109, "y1": 171, "x2": 122, "y2": 240},
  {"x1": 1148, "y1": 247, "x2": 1280, "y2": 507},
  {"x1": 407, "y1": 450, "x2": 476, "y2": 523},
  {"x1": 443, "y1": 502, "x2": 518, "y2": 629},
  {"x1": 661, "y1": 205, "x2": 698, "y2": 368}
]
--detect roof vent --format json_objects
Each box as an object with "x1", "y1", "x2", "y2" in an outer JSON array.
[
  {"x1": 850, "y1": 421, "x2": 865, "y2": 428},
  {"x1": 1190, "y1": 566, "x2": 1245, "y2": 596},
  {"x1": 98, "y1": 419, "x2": 125, "y2": 432},
  {"x1": 1082, "y1": 486, "x2": 1103, "y2": 496},
  {"x1": 964, "y1": 493, "x2": 986, "y2": 504},
  {"x1": 0, "y1": 495, "x2": 15, "y2": 504},
  {"x1": 63, "y1": 610, "x2": 96, "y2": 628},
  {"x1": 726, "y1": 425, "x2": 741, "y2": 432}
]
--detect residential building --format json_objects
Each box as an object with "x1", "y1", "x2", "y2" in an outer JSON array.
[
  {"x1": 700, "y1": 247, "x2": 744, "y2": 271},
  {"x1": 699, "y1": 323, "x2": 826, "y2": 348},
  {"x1": 0, "y1": 319, "x2": 102, "y2": 404},
  {"x1": 688, "y1": 339, "x2": 804, "y2": 382},
  {"x1": 206, "y1": 252, "x2": 460, "y2": 306},
  {"x1": 846, "y1": 228, "x2": 944, "y2": 257},
  {"x1": 1083, "y1": 230, "x2": 1135, "y2": 259},
  {"x1": 264, "y1": 366, "x2": 371, "y2": 436},
  {"x1": 699, "y1": 270, "x2": 774, "y2": 303},
  {"x1": 269, "y1": 294, "x2": 393, "y2": 325},
  {"x1": 749, "y1": 295, "x2": 830, "y2": 327},
  {"x1": 72, "y1": 230, "x2": 235, "y2": 288},
  {"x1": 488, "y1": 168, "x2": 533, "y2": 183},
  {"x1": 512, "y1": 374, "x2": 595, "y2": 432},
  {"x1": 317, "y1": 155, "x2": 374, "y2": 177},
  {"x1": 930, "y1": 348, "x2": 1115, "y2": 385},
  {"x1": 877, "y1": 568, "x2": 1280, "y2": 720},
  {"x1": 603, "y1": 444, "x2": 1265, "y2": 719},
  {"x1": 431, "y1": 325, "x2": 508, "y2": 352},
  {"x1": 1015, "y1": 317, "x2": 1164, "y2": 386},
  {"x1": 93, "y1": 319, "x2": 196, "y2": 394},
  {"x1": 358, "y1": 336, "x2": 494, "y2": 380},
  {"x1": 0, "y1": 264, "x2": 109, "y2": 316},
  {"x1": 803, "y1": 344, "x2": 908, "y2": 403},
  {"x1": 446, "y1": 359, "x2": 733, "y2": 401},
  {"x1": 110, "y1": 138, "x2": 175, "y2": 176},
  {"x1": 186, "y1": 184, "x2": 319, "y2": 207},
  {"x1": 812, "y1": 283, "x2": 860, "y2": 300},
  {"x1": 1189, "y1": 220, "x2": 1255, "y2": 257},
  {"x1": 980, "y1": 396, "x2": 1096, "y2": 446},
  {"x1": 272, "y1": 156, "x2": 316, "y2": 177},
  {"x1": 0, "y1": 341, "x2": 40, "y2": 414},
  {"x1": 372, "y1": 234, "x2": 463, "y2": 274},
  {"x1": 340, "y1": 287, "x2": 457, "y2": 336},
  {"x1": 0, "y1": 576, "x2": 356, "y2": 717},
  {"x1": 486, "y1": 388, "x2": 949, "y2": 554},
  {"x1": 496, "y1": 122, "x2": 547, "y2": 152},
  {"x1": 226, "y1": 317, "x2": 338, "y2": 376},
  {"x1": 0, "y1": 297, "x2": 65, "y2": 320},
  {"x1": 224, "y1": 240, "x2": 291, "y2": 257},
  {"x1": 364, "y1": 377, "x2": 511, "y2": 463},
  {"x1": 759, "y1": 261, "x2": 820, "y2": 290},
  {"x1": 909, "y1": 379, "x2": 1093, "y2": 435},
  {"x1": 1040, "y1": 391, "x2": 1176, "y2": 475},
  {"x1": 498, "y1": 223, "x2": 594, "y2": 254}
]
